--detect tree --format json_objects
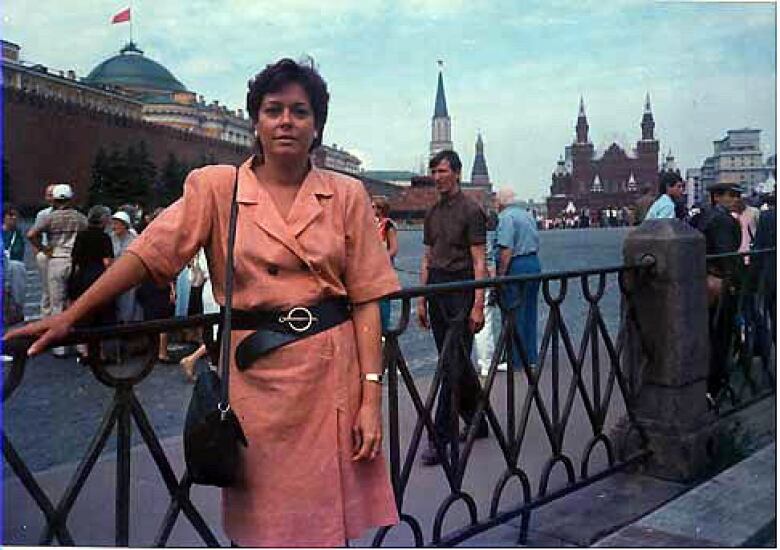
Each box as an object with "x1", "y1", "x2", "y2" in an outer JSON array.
[
  {"x1": 159, "y1": 152, "x2": 189, "y2": 206},
  {"x1": 88, "y1": 142, "x2": 157, "y2": 209}
]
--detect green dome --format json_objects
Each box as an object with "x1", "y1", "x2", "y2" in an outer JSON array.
[{"x1": 84, "y1": 42, "x2": 187, "y2": 94}]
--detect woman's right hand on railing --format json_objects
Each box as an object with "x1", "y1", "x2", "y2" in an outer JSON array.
[{"x1": 3, "y1": 312, "x2": 74, "y2": 357}]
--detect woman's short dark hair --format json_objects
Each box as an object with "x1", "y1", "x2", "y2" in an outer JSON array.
[
  {"x1": 429, "y1": 150, "x2": 462, "y2": 173},
  {"x1": 246, "y1": 57, "x2": 329, "y2": 153},
  {"x1": 4, "y1": 203, "x2": 19, "y2": 217}
]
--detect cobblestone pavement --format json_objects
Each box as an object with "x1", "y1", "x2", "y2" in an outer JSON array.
[{"x1": 3, "y1": 227, "x2": 629, "y2": 474}]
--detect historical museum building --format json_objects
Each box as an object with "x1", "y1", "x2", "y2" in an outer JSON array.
[{"x1": 547, "y1": 95, "x2": 660, "y2": 219}]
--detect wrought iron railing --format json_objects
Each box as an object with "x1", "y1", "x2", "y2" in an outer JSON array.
[
  {"x1": 704, "y1": 248, "x2": 776, "y2": 415},
  {"x1": 3, "y1": 258, "x2": 656, "y2": 547}
]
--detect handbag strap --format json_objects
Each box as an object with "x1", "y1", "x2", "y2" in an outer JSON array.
[{"x1": 218, "y1": 167, "x2": 240, "y2": 415}]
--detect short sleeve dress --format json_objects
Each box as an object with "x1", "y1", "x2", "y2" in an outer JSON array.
[{"x1": 126, "y1": 158, "x2": 401, "y2": 547}]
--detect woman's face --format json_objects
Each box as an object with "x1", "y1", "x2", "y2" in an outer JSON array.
[
  {"x1": 112, "y1": 219, "x2": 128, "y2": 236},
  {"x1": 255, "y1": 82, "x2": 316, "y2": 161}
]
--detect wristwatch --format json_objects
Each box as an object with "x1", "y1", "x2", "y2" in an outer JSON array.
[{"x1": 362, "y1": 373, "x2": 384, "y2": 384}]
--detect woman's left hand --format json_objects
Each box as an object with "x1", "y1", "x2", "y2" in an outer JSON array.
[{"x1": 351, "y1": 401, "x2": 383, "y2": 461}]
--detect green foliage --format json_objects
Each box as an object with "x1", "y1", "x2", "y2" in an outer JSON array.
[
  {"x1": 159, "y1": 152, "x2": 189, "y2": 205},
  {"x1": 89, "y1": 141, "x2": 158, "y2": 209}
]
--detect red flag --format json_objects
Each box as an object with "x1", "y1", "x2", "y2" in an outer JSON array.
[{"x1": 111, "y1": 7, "x2": 131, "y2": 24}]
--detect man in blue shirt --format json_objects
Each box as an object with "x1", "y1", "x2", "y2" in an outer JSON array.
[
  {"x1": 495, "y1": 188, "x2": 542, "y2": 369},
  {"x1": 645, "y1": 172, "x2": 685, "y2": 220}
]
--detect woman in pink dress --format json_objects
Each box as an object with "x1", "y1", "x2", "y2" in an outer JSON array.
[{"x1": 7, "y1": 58, "x2": 400, "y2": 547}]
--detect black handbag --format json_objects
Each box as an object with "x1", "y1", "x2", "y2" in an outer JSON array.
[{"x1": 184, "y1": 168, "x2": 248, "y2": 487}]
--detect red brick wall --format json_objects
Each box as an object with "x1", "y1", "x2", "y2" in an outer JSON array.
[{"x1": 4, "y1": 87, "x2": 251, "y2": 208}]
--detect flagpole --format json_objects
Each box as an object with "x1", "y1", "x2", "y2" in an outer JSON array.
[{"x1": 130, "y1": 0, "x2": 134, "y2": 43}]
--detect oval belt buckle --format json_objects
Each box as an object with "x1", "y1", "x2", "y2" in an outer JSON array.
[{"x1": 279, "y1": 306, "x2": 318, "y2": 333}]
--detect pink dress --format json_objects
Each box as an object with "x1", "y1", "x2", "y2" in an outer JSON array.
[{"x1": 127, "y1": 158, "x2": 400, "y2": 546}]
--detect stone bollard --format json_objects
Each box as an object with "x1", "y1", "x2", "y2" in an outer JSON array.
[{"x1": 622, "y1": 219, "x2": 714, "y2": 481}]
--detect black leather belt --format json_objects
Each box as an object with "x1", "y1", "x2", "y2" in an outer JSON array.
[{"x1": 230, "y1": 298, "x2": 351, "y2": 371}]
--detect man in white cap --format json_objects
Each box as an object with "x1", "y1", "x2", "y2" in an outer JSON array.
[{"x1": 27, "y1": 183, "x2": 87, "y2": 357}]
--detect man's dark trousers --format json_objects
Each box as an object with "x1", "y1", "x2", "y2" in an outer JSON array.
[{"x1": 426, "y1": 268, "x2": 484, "y2": 446}]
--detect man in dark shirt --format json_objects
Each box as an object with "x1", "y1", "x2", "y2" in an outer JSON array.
[
  {"x1": 692, "y1": 182, "x2": 742, "y2": 404},
  {"x1": 417, "y1": 150, "x2": 488, "y2": 466}
]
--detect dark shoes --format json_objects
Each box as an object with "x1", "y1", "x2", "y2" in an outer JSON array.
[
  {"x1": 421, "y1": 421, "x2": 490, "y2": 466},
  {"x1": 459, "y1": 420, "x2": 489, "y2": 442},
  {"x1": 420, "y1": 444, "x2": 442, "y2": 466}
]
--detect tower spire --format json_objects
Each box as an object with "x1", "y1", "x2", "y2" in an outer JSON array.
[
  {"x1": 470, "y1": 132, "x2": 490, "y2": 186},
  {"x1": 433, "y1": 69, "x2": 448, "y2": 118},
  {"x1": 641, "y1": 92, "x2": 655, "y2": 140},
  {"x1": 576, "y1": 96, "x2": 589, "y2": 144},
  {"x1": 430, "y1": 60, "x2": 453, "y2": 158}
]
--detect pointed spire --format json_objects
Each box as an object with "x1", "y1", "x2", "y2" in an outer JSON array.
[
  {"x1": 576, "y1": 96, "x2": 589, "y2": 143},
  {"x1": 470, "y1": 131, "x2": 490, "y2": 185},
  {"x1": 644, "y1": 92, "x2": 652, "y2": 114},
  {"x1": 433, "y1": 70, "x2": 449, "y2": 118}
]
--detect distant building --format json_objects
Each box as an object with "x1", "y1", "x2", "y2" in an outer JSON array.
[
  {"x1": 82, "y1": 41, "x2": 253, "y2": 146},
  {"x1": 686, "y1": 167, "x2": 704, "y2": 207},
  {"x1": 697, "y1": 129, "x2": 770, "y2": 197},
  {"x1": 2, "y1": 39, "x2": 144, "y2": 121},
  {"x1": 311, "y1": 144, "x2": 362, "y2": 175},
  {"x1": 362, "y1": 170, "x2": 419, "y2": 187},
  {"x1": 547, "y1": 94, "x2": 660, "y2": 220}
]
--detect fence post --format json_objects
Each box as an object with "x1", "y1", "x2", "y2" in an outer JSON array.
[{"x1": 622, "y1": 219, "x2": 715, "y2": 481}]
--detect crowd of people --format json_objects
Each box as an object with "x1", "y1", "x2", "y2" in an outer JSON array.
[{"x1": 3, "y1": 183, "x2": 214, "y2": 375}]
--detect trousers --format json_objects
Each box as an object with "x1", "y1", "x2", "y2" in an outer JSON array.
[
  {"x1": 426, "y1": 268, "x2": 483, "y2": 444},
  {"x1": 36, "y1": 251, "x2": 51, "y2": 317},
  {"x1": 501, "y1": 254, "x2": 542, "y2": 367}
]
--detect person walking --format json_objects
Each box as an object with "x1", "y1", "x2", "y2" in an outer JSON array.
[
  {"x1": 494, "y1": 187, "x2": 542, "y2": 370},
  {"x1": 753, "y1": 189, "x2": 776, "y2": 343},
  {"x1": 8, "y1": 58, "x2": 399, "y2": 547},
  {"x1": 26, "y1": 183, "x2": 87, "y2": 357},
  {"x1": 644, "y1": 172, "x2": 686, "y2": 220},
  {"x1": 372, "y1": 195, "x2": 398, "y2": 331},
  {"x1": 68, "y1": 206, "x2": 116, "y2": 361},
  {"x1": 691, "y1": 182, "x2": 742, "y2": 404},
  {"x1": 416, "y1": 149, "x2": 488, "y2": 466}
]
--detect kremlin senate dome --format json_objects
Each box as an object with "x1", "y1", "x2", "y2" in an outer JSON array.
[{"x1": 84, "y1": 41, "x2": 187, "y2": 96}]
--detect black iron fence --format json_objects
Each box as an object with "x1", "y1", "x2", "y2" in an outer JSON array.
[
  {"x1": 3, "y1": 258, "x2": 657, "y2": 546},
  {"x1": 704, "y1": 248, "x2": 776, "y2": 415}
]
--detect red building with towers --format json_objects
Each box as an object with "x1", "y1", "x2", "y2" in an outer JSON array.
[{"x1": 547, "y1": 95, "x2": 660, "y2": 221}]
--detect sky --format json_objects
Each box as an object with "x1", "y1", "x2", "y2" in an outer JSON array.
[{"x1": 2, "y1": 0, "x2": 776, "y2": 200}]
